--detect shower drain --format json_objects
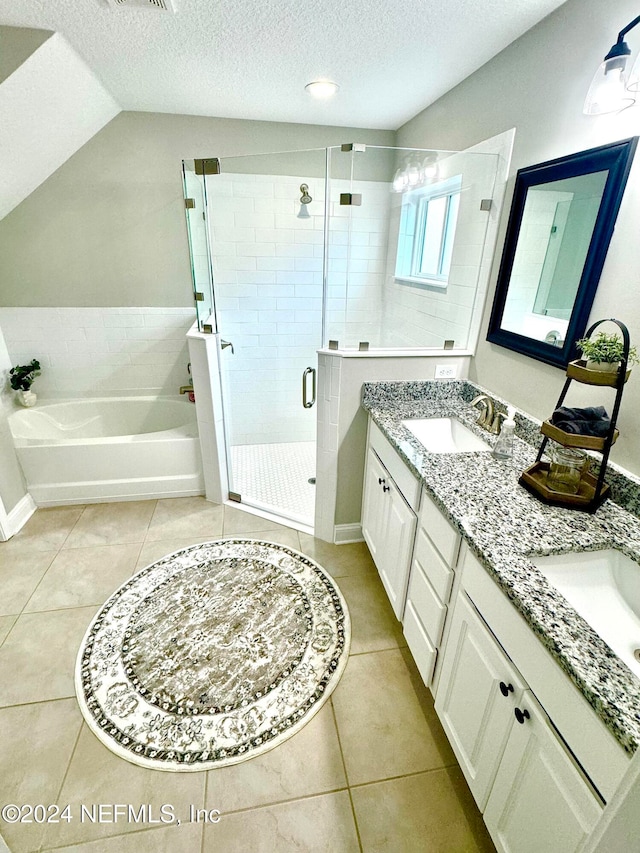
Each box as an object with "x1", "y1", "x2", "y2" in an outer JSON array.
[{"x1": 634, "y1": 649, "x2": 640, "y2": 664}]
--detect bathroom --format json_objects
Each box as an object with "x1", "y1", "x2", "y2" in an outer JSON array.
[{"x1": 2, "y1": 0, "x2": 640, "y2": 849}]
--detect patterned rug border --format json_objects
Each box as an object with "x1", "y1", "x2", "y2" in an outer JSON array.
[{"x1": 74, "y1": 538, "x2": 351, "y2": 772}]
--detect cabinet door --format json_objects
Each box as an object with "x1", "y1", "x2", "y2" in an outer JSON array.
[
  {"x1": 484, "y1": 690, "x2": 602, "y2": 853},
  {"x1": 435, "y1": 592, "x2": 525, "y2": 810},
  {"x1": 361, "y1": 447, "x2": 388, "y2": 565},
  {"x1": 380, "y1": 479, "x2": 417, "y2": 619}
]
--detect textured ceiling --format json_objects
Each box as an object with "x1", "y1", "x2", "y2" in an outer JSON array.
[{"x1": 0, "y1": 0, "x2": 568, "y2": 130}]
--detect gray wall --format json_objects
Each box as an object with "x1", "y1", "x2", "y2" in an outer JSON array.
[
  {"x1": 0, "y1": 111, "x2": 394, "y2": 308},
  {"x1": 397, "y1": 0, "x2": 640, "y2": 479},
  {"x1": 0, "y1": 25, "x2": 51, "y2": 84}
]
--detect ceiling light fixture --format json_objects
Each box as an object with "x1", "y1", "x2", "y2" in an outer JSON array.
[
  {"x1": 584, "y1": 15, "x2": 640, "y2": 115},
  {"x1": 305, "y1": 80, "x2": 339, "y2": 99}
]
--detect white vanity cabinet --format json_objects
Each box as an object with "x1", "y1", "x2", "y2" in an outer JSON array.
[
  {"x1": 362, "y1": 421, "x2": 419, "y2": 619},
  {"x1": 434, "y1": 590, "x2": 527, "y2": 810},
  {"x1": 483, "y1": 688, "x2": 603, "y2": 853},
  {"x1": 435, "y1": 546, "x2": 631, "y2": 853},
  {"x1": 403, "y1": 489, "x2": 461, "y2": 688}
]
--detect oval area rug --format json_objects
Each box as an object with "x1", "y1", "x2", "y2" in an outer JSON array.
[{"x1": 75, "y1": 539, "x2": 350, "y2": 771}]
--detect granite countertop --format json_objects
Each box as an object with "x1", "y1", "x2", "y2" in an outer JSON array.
[{"x1": 362, "y1": 379, "x2": 640, "y2": 756}]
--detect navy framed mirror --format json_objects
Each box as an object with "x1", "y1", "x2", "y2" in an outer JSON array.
[{"x1": 487, "y1": 137, "x2": 637, "y2": 367}]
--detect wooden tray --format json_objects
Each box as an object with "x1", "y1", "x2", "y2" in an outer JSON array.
[
  {"x1": 540, "y1": 419, "x2": 619, "y2": 451},
  {"x1": 567, "y1": 359, "x2": 630, "y2": 387},
  {"x1": 519, "y1": 461, "x2": 610, "y2": 511}
]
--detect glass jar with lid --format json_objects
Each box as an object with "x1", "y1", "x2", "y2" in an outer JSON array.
[{"x1": 547, "y1": 446, "x2": 588, "y2": 494}]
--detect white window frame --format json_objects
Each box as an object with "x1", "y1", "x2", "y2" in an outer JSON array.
[{"x1": 395, "y1": 175, "x2": 462, "y2": 288}]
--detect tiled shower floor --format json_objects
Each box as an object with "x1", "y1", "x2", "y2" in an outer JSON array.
[
  {"x1": 230, "y1": 441, "x2": 316, "y2": 526},
  {"x1": 0, "y1": 497, "x2": 494, "y2": 852}
]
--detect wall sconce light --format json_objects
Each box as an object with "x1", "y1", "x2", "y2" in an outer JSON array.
[
  {"x1": 391, "y1": 154, "x2": 439, "y2": 193},
  {"x1": 584, "y1": 14, "x2": 640, "y2": 114}
]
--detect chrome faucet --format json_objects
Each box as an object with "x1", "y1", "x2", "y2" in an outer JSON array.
[{"x1": 470, "y1": 394, "x2": 495, "y2": 430}]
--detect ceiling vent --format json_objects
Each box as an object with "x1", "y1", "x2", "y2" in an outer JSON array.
[{"x1": 103, "y1": 0, "x2": 177, "y2": 12}]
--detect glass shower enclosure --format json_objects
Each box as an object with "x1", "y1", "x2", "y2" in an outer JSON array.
[{"x1": 182, "y1": 143, "x2": 500, "y2": 529}]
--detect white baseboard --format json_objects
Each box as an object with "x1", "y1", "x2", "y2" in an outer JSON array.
[
  {"x1": 7, "y1": 492, "x2": 37, "y2": 537},
  {"x1": 334, "y1": 523, "x2": 363, "y2": 544}
]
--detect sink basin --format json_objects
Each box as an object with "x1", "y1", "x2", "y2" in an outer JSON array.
[
  {"x1": 531, "y1": 549, "x2": 640, "y2": 679},
  {"x1": 401, "y1": 417, "x2": 490, "y2": 454}
]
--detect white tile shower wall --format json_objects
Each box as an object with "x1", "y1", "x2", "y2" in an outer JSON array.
[
  {"x1": 325, "y1": 180, "x2": 391, "y2": 349},
  {"x1": 207, "y1": 173, "x2": 392, "y2": 446},
  {"x1": 206, "y1": 174, "x2": 315, "y2": 445},
  {"x1": 0, "y1": 308, "x2": 195, "y2": 397},
  {"x1": 381, "y1": 152, "x2": 498, "y2": 349}
]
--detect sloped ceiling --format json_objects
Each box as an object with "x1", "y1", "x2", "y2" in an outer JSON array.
[{"x1": 0, "y1": 30, "x2": 120, "y2": 220}]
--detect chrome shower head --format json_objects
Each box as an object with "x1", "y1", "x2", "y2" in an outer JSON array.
[{"x1": 299, "y1": 183, "x2": 312, "y2": 204}]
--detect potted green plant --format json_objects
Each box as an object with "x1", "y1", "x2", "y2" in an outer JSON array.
[
  {"x1": 575, "y1": 332, "x2": 638, "y2": 373},
  {"x1": 9, "y1": 359, "x2": 41, "y2": 407}
]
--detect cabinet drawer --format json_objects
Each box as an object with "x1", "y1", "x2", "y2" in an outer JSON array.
[
  {"x1": 369, "y1": 420, "x2": 420, "y2": 511},
  {"x1": 404, "y1": 600, "x2": 437, "y2": 686},
  {"x1": 413, "y1": 526, "x2": 454, "y2": 603},
  {"x1": 419, "y1": 489, "x2": 460, "y2": 566},
  {"x1": 406, "y1": 555, "x2": 448, "y2": 647}
]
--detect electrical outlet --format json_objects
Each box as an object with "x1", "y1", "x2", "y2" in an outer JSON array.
[{"x1": 435, "y1": 364, "x2": 458, "y2": 380}]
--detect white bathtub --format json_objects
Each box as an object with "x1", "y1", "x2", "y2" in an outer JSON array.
[{"x1": 8, "y1": 397, "x2": 205, "y2": 505}]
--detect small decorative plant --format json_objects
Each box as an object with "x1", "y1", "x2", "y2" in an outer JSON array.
[
  {"x1": 575, "y1": 332, "x2": 638, "y2": 368},
  {"x1": 9, "y1": 359, "x2": 41, "y2": 391}
]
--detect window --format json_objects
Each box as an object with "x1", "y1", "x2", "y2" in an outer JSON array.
[{"x1": 395, "y1": 175, "x2": 462, "y2": 287}]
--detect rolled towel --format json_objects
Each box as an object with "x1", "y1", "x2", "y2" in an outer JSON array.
[{"x1": 550, "y1": 405, "x2": 611, "y2": 436}]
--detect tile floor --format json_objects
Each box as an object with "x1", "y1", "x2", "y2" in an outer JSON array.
[{"x1": 0, "y1": 497, "x2": 495, "y2": 853}]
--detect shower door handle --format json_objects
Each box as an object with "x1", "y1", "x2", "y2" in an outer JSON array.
[{"x1": 302, "y1": 367, "x2": 316, "y2": 409}]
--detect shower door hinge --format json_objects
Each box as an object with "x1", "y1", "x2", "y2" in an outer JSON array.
[
  {"x1": 184, "y1": 198, "x2": 196, "y2": 209},
  {"x1": 202, "y1": 323, "x2": 214, "y2": 334},
  {"x1": 194, "y1": 291, "x2": 205, "y2": 301},
  {"x1": 195, "y1": 158, "x2": 221, "y2": 176},
  {"x1": 480, "y1": 199, "x2": 493, "y2": 211},
  {"x1": 340, "y1": 193, "x2": 362, "y2": 206},
  {"x1": 229, "y1": 491, "x2": 242, "y2": 503},
  {"x1": 341, "y1": 143, "x2": 367, "y2": 152}
]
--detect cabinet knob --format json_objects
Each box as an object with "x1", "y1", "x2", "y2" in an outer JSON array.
[
  {"x1": 378, "y1": 477, "x2": 386, "y2": 485},
  {"x1": 514, "y1": 707, "x2": 530, "y2": 724},
  {"x1": 499, "y1": 681, "x2": 514, "y2": 697},
  {"x1": 382, "y1": 484, "x2": 391, "y2": 492}
]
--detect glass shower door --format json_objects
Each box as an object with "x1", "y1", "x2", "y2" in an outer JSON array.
[
  {"x1": 181, "y1": 160, "x2": 216, "y2": 332},
  {"x1": 204, "y1": 148, "x2": 327, "y2": 527}
]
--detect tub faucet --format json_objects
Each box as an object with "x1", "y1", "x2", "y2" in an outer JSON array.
[
  {"x1": 179, "y1": 384, "x2": 194, "y2": 395},
  {"x1": 470, "y1": 394, "x2": 494, "y2": 430}
]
